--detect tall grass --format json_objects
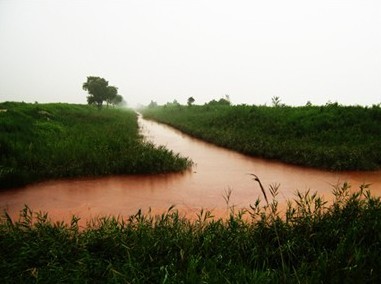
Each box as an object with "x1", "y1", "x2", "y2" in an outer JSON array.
[
  {"x1": 1, "y1": 182, "x2": 380, "y2": 282},
  {"x1": 142, "y1": 104, "x2": 381, "y2": 170},
  {"x1": 0, "y1": 102, "x2": 192, "y2": 188}
]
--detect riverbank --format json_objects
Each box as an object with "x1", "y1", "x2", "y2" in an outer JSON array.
[
  {"x1": 3, "y1": 115, "x2": 381, "y2": 228},
  {"x1": 0, "y1": 102, "x2": 191, "y2": 189},
  {"x1": 142, "y1": 104, "x2": 381, "y2": 171},
  {"x1": 1, "y1": 183, "x2": 380, "y2": 282}
]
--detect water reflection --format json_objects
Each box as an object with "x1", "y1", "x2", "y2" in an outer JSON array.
[{"x1": 1, "y1": 116, "x2": 380, "y2": 225}]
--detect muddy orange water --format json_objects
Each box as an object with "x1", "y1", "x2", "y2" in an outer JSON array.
[{"x1": 1, "y1": 116, "x2": 381, "y2": 225}]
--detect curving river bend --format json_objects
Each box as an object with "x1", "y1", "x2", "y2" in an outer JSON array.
[{"x1": 1, "y1": 116, "x2": 381, "y2": 224}]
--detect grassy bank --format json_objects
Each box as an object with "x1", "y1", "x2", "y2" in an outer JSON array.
[
  {"x1": 142, "y1": 104, "x2": 381, "y2": 170},
  {"x1": 1, "y1": 183, "x2": 380, "y2": 282},
  {"x1": 0, "y1": 102, "x2": 191, "y2": 188}
]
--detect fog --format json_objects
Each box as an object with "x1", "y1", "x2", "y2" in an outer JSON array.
[{"x1": 0, "y1": 0, "x2": 380, "y2": 107}]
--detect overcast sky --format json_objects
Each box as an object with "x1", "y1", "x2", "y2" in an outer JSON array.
[{"x1": 0, "y1": 0, "x2": 380, "y2": 107}]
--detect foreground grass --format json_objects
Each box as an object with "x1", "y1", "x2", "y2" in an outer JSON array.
[
  {"x1": 0, "y1": 102, "x2": 191, "y2": 188},
  {"x1": 1, "y1": 183, "x2": 380, "y2": 282},
  {"x1": 142, "y1": 104, "x2": 381, "y2": 170}
]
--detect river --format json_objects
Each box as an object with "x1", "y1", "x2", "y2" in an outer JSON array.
[{"x1": 1, "y1": 116, "x2": 381, "y2": 224}]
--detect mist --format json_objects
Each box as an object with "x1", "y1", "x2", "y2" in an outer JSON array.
[{"x1": 0, "y1": 0, "x2": 380, "y2": 107}]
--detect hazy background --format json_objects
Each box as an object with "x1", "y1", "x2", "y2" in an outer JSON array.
[{"x1": 0, "y1": 0, "x2": 380, "y2": 107}]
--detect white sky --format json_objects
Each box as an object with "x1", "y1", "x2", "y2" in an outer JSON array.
[{"x1": 0, "y1": 0, "x2": 380, "y2": 107}]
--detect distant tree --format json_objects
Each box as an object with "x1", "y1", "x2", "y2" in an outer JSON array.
[
  {"x1": 187, "y1": 97, "x2": 195, "y2": 106},
  {"x1": 83, "y1": 76, "x2": 109, "y2": 108},
  {"x1": 172, "y1": 99, "x2": 180, "y2": 106},
  {"x1": 111, "y1": 94, "x2": 124, "y2": 106},
  {"x1": 164, "y1": 99, "x2": 181, "y2": 108},
  {"x1": 206, "y1": 98, "x2": 230, "y2": 106},
  {"x1": 83, "y1": 76, "x2": 123, "y2": 108},
  {"x1": 218, "y1": 97, "x2": 231, "y2": 105},
  {"x1": 106, "y1": 86, "x2": 118, "y2": 107},
  {"x1": 306, "y1": 100, "x2": 312, "y2": 107},
  {"x1": 148, "y1": 100, "x2": 158, "y2": 108},
  {"x1": 271, "y1": 96, "x2": 283, "y2": 107},
  {"x1": 325, "y1": 101, "x2": 339, "y2": 107},
  {"x1": 205, "y1": 99, "x2": 218, "y2": 106},
  {"x1": 206, "y1": 97, "x2": 230, "y2": 106}
]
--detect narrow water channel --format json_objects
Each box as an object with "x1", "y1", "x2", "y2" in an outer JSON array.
[{"x1": 1, "y1": 116, "x2": 381, "y2": 224}]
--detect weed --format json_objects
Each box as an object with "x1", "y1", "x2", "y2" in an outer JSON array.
[
  {"x1": 1, "y1": 182, "x2": 380, "y2": 282},
  {"x1": 142, "y1": 104, "x2": 381, "y2": 170},
  {"x1": 0, "y1": 102, "x2": 192, "y2": 188}
]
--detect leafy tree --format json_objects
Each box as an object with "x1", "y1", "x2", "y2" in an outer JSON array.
[
  {"x1": 106, "y1": 86, "x2": 118, "y2": 106},
  {"x1": 111, "y1": 94, "x2": 124, "y2": 106},
  {"x1": 82, "y1": 76, "x2": 108, "y2": 108},
  {"x1": 83, "y1": 76, "x2": 123, "y2": 108},
  {"x1": 187, "y1": 97, "x2": 195, "y2": 106}
]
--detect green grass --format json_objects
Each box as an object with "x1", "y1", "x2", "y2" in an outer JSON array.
[
  {"x1": 1, "y1": 183, "x2": 380, "y2": 282},
  {"x1": 141, "y1": 103, "x2": 381, "y2": 170},
  {"x1": 0, "y1": 102, "x2": 192, "y2": 188}
]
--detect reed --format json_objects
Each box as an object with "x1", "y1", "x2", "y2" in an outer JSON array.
[
  {"x1": 0, "y1": 102, "x2": 192, "y2": 188},
  {"x1": 142, "y1": 104, "x2": 381, "y2": 170},
  {"x1": 1, "y1": 182, "x2": 380, "y2": 282}
]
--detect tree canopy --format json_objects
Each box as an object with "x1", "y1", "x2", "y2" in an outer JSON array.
[
  {"x1": 83, "y1": 76, "x2": 124, "y2": 108},
  {"x1": 187, "y1": 97, "x2": 195, "y2": 106},
  {"x1": 205, "y1": 97, "x2": 231, "y2": 106}
]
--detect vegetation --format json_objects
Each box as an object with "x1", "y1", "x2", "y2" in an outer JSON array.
[
  {"x1": 1, "y1": 183, "x2": 380, "y2": 282},
  {"x1": 187, "y1": 96, "x2": 195, "y2": 106},
  {"x1": 82, "y1": 76, "x2": 124, "y2": 108},
  {"x1": 0, "y1": 102, "x2": 191, "y2": 189},
  {"x1": 142, "y1": 103, "x2": 381, "y2": 170}
]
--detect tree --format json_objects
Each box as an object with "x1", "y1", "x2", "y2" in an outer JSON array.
[
  {"x1": 148, "y1": 100, "x2": 158, "y2": 108},
  {"x1": 187, "y1": 96, "x2": 195, "y2": 106},
  {"x1": 219, "y1": 98, "x2": 230, "y2": 105},
  {"x1": 83, "y1": 76, "x2": 123, "y2": 108},
  {"x1": 172, "y1": 99, "x2": 180, "y2": 106},
  {"x1": 205, "y1": 98, "x2": 230, "y2": 106},
  {"x1": 224, "y1": 94, "x2": 231, "y2": 103},
  {"x1": 82, "y1": 76, "x2": 108, "y2": 108},
  {"x1": 111, "y1": 94, "x2": 124, "y2": 106},
  {"x1": 271, "y1": 96, "x2": 283, "y2": 107},
  {"x1": 106, "y1": 86, "x2": 118, "y2": 106}
]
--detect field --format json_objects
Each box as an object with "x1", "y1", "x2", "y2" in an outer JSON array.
[
  {"x1": 2, "y1": 102, "x2": 381, "y2": 282},
  {"x1": 0, "y1": 102, "x2": 191, "y2": 188},
  {"x1": 1, "y1": 183, "x2": 380, "y2": 282},
  {"x1": 142, "y1": 103, "x2": 381, "y2": 170}
]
